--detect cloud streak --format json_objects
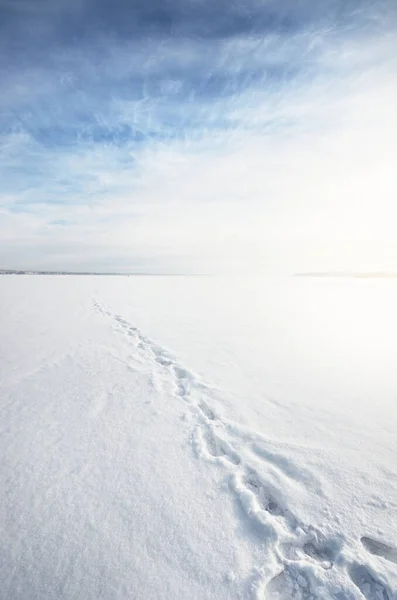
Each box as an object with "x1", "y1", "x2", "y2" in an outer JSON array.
[{"x1": 1, "y1": 0, "x2": 397, "y2": 272}]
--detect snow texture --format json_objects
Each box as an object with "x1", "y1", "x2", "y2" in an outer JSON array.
[{"x1": 1, "y1": 275, "x2": 397, "y2": 599}]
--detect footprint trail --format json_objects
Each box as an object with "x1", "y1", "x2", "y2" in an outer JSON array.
[{"x1": 93, "y1": 299, "x2": 397, "y2": 600}]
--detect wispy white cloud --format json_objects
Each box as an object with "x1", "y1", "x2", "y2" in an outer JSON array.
[{"x1": 1, "y1": 0, "x2": 396, "y2": 272}]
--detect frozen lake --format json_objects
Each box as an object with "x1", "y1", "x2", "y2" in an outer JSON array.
[{"x1": 1, "y1": 275, "x2": 396, "y2": 599}]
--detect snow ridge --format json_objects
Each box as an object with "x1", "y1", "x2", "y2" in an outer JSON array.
[{"x1": 92, "y1": 299, "x2": 397, "y2": 600}]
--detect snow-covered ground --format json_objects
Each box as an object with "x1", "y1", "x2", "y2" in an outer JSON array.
[{"x1": 1, "y1": 275, "x2": 396, "y2": 600}]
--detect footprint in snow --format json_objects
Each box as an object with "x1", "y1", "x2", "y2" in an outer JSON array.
[
  {"x1": 199, "y1": 426, "x2": 241, "y2": 465},
  {"x1": 172, "y1": 365, "x2": 191, "y2": 380},
  {"x1": 361, "y1": 537, "x2": 397, "y2": 566},
  {"x1": 171, "y1": 365, "x2": 193, "y2": 399},
  {"x1": 114, "y1": 315, "x2": 130, "y2": 328},
  {"x1": 243, "y1": 470, "x2": 285, "y2": 517},
  {"x1": 198, "y1": 400, "x2": 217, "y2": 421},
  {"x1": 154, "y1": 353, "x2": 173, "y2": 368},
  {"x1": 348, "y1": 564, "x2": 392, "y2": 600},
  {"x1": 302, "y1": 539, "x2": 334, "y2": 569},
  {"x1": 280, "y1": 535, "x2": 336, "y2": 570},
  {"x1": 299, "y1": 528, "x2": 342, "y2": 569},
  {"x1": 265, "y1": 568, "x2": 317, "y2": 600}
]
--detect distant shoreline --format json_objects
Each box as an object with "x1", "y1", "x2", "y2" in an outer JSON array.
[
  {"x1": 0, "y1": 270, "x2": 209, "y2": 276},
  {"x1": 2, "y1": 270, "x2": 397, "y2": 278},
  {"x1": 294, "y1": 272, "x2": 397, "y2": 278}
]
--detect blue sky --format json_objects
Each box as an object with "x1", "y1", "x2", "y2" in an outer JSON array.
[{"x1": 1, "y1": 0, "x2": 397, "y2": 272}]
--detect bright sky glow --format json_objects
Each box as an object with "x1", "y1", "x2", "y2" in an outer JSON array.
[{"x1": 1, "y1": 0, "x2": 397, "y2": 273}]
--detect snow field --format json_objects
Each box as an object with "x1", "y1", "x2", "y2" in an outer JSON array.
[
  {"x1": 93, "y1": 296, "x2": 397, "y2": 599},
  {"x1": 1, "y1": 275, "x2": 396, "y2": 599}
]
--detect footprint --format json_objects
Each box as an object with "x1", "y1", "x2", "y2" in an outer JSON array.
[
  {"x1": 303, "y1": 541, "x2": 334, "y2": 569},
  {"x1": 175, "y1": 380, "x2": 190, "y2": 400},
  {"x1": 114, "y1": 315, "x2": 129, "y2": 328},
  {"x1": 244, "y1": 470, "x2": 284, "y2": 517},
  {"x1": 171, "y1": 366, "x2": 193, "y2": 399},
  {"x1": 361, "y1": 537, "x2": 397, "y2": 565},
  {"x1": 199, "y1": 427, "x2": 240, "y2": 465},
  {"x1": 349, "y1": 564, "x2": 391, "y2": 600},
  {"x1": 172, "y1": 365, "x2": 190, "y2": 380},
  {"x1": 126, "y1": 328, "x2": 136, "y2": 337},
  {"x1": 198, "y1": 400, "x2": 217, "y2": 421},
  {"x1": 154, "y1": 354, "x2": 173, "y2": 367},
  {"x1": 265, "y1": 568, "x2": 315, "y2": 600},
  {"x1": 301, "y1": 530, "x2": 338, "y2": 569}
]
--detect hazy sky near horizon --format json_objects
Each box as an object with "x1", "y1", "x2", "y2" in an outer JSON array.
[{"x1": 1, "y1": 0, "x2": 397, "y2": 273}]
